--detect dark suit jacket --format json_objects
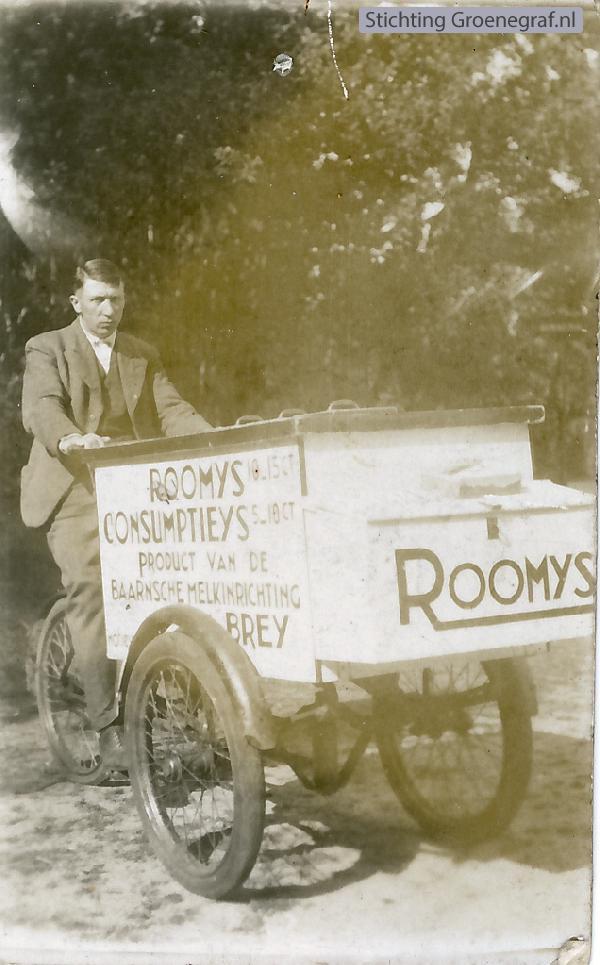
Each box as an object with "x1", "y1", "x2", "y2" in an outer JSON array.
[{"x1": 21, "y1": 319, "x2": 212, "y2": 527}]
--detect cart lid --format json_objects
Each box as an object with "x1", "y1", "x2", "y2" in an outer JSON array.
[
  {"x1": 297, "y1": 476, "x2": 593, "y2": 523},
  {"x1": 82, "y1": 403, "x2": 545, "y2": 467}
]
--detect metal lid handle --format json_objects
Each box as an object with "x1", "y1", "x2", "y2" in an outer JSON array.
[
  {"x1": 234, "y1": 414, "x2": 263, "y2": 426},
  {"x1": 278, "y1": 408, "x2": 306, "y2": 418},
  {"x1": 327, "y1": 399, "x2": 360, "y2": 412}
]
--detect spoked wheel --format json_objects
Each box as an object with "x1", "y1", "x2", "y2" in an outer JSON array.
[
  {"x1": 125, "y1": 631, "x2": 265, "y2": 899},
  {"x1": 373, "y1": 658, "x2": 533, "y2": 843},
  {"x1": 35, "y1": 598, "x2": 108, "y2": 784}
]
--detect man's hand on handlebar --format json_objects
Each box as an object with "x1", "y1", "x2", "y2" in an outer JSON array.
[{"x1": 58, "y1": 433, "x2": 111, "y2": 454}]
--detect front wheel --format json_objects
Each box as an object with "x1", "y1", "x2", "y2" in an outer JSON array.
[
  {"x1": 125, "y1": 630, "x2": 266, "y2": 899},
  {"x1": 374, "y1": 658, "x2": 533, "y2": 843}
]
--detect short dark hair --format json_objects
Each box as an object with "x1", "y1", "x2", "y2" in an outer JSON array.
[{"x1": 73, "y1": 259, "x2": 124, "y2": 292}]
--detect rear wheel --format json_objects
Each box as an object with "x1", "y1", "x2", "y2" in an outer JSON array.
[
  {"x1": 35, "y1": 598, "x2": 108, "y2": 784},
  {"x1": 374, "y1": 658, "x2": 533, "y2": 843},
  {"x1": 125, "y1": 630, "x2": 265, "y2": 899}
]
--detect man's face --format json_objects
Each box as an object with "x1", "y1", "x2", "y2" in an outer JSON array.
[{"x1": 70, "y1": 277, "x2": 125, "y2": 339}]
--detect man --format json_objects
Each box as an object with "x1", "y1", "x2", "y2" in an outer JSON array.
[{"x1": 21, "y1": 258, "x2": 212, "y2": 767}]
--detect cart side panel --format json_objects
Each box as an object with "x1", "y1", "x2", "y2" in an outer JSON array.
[
  {"x1": 94, "y1": 443, "x2": 316, "y2": 681},
  {"x1": 368, "y1": 501, "x2": 595, "y2": 663},
  {"x1": 306, "y1": 486, "x2": 595, "y2": 666},
  {"x1": 302, "y1": 508, "x2": 370, "y2": 670}
]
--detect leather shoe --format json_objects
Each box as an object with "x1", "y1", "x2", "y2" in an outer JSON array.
[{"x1": 98, "y1": 725, "x2": 129, "y2": 770}]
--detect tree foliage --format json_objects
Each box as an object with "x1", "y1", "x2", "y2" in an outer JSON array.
[{"x1": 0, "y1": 0, "x2": 598, "y2": 506}]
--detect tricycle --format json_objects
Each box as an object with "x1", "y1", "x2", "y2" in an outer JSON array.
[{"x1": 34, "y1": 402, "x2": 596, "y2": 898}]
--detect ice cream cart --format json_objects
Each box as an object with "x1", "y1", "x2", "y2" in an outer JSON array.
[{"x1": 35, "y1": 402, "x2": 596, "y2": 898}]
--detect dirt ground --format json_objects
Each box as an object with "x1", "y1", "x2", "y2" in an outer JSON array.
[{"x1": 0, "y1": 633, "x2": 593, "y2": 965}]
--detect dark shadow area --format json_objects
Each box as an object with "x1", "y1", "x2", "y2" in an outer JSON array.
[
  {"x1": 0, "y1": 703, "x2": 591, "y2": 905},
  {"x1": 240, "y1": 756, "x2": 421, "y2": 899},
  {"x1": 461, "y1": 728, "x2": 592, "y2": 874},
  {"x1": 241, "y1": 723, "x2": 592, "y2": 900}
]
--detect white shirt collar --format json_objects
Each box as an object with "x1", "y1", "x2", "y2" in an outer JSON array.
[{"x1": 79, "y1": 319, "x2": 117, "y2": 349}]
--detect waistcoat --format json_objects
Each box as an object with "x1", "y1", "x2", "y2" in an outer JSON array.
[{"x1": 96, "y1": 352, "x2": 135, "y2": 441}]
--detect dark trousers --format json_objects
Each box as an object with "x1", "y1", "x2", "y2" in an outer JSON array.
[{"x1": 46, "y1": 483, "x2": 118, "y2": 731}]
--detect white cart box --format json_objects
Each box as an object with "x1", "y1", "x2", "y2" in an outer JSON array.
[{"x1": 88, "y1": 405, "x2": 595, "y2": 682}]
